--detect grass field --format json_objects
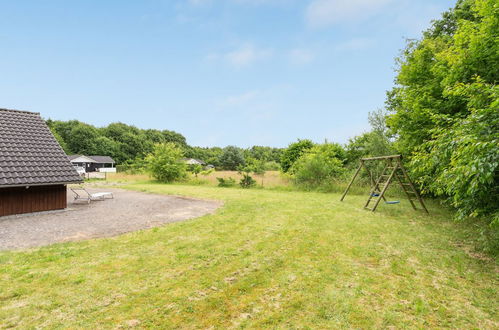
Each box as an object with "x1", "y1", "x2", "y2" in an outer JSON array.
[
  {"x1": 106, "y1": 170, "x2": 290, "y2": 188},
  {"x1": 0, "y1": 183, "x2": 497, "y2": 328}
]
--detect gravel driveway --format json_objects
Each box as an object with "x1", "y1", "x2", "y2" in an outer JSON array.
[{"x1": 0, "y1": 188, "x2": 221, "y2": 250}]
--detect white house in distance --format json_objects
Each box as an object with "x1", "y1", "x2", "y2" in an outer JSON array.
[
  {"x1": 182, "y1": 158, "x2": 205, "y2": 166},
  {"x1": 68, "y1": 155, "x2": 116, "y2": 173}
]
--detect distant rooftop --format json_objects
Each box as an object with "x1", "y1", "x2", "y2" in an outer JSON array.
[{"x1": 68, "y1": 155, "x2": 115, "y2": 163}]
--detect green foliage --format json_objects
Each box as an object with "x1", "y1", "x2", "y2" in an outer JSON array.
[
  {"x1": 291, "y1": 143, "x2": 346, "y2": 189},
  {"x1": 219, "y1": 146, "x2": 246, "y2": 170},
  {"x1": 243, "y1": 146, "x2": 283, "y2": 164},
  {"x1": 239, "y1": 173, "x2": 256, "y2": 188},
  {"x1": 189, "y1": 164, "x2": 203, "y2": 177},
  {"x1": 185, "y1": 146, "x2": 283, "y2": 169},
  {"x1": 280, "y1": 139, "x2": 314, "y2": 172},
  {"x1": 46, "y1": 119, "x2": 284, "y2": 171},
  {"x1": 216, "y1": 177, "x2": 236, "y2": 187},
  {"x1": 411, "y1": 80, "x2": 499, "y2": 224},
  {"x1": 345, "y1": 109, "x2": 394, "y2": 170},
  {"x1": 200, "y1": 168, "x2": 215, "y2": 176},
  {"x1": 145, "y1": 143, "x2": 187, "y2": 183},
  {"x1": 386, "y1": 0, "x2": 499, "y2": 224},
  {"x1": 47, "y1": 119, "x2": 187, "y2": 164},
  {"x1": 116, "y1": 158, "x2": 147, "y2": 174},
  {"x1": 185, "y1": 147, "x2": 223, "y2": 167},
  {"x1": 236, "y1": 158, "x2": 267, "y2": 187},
  {"x1": 263, "y1": 161, "x2": 280, "y2": 171},
  {"x1": 93, "y1": 136, "x2": 119, "y2": 157},
  {"x1": 65, "y1": 124, "x2": 101, "y2": 155},
  {"x1": 242, "y1": 158, "x2": 267, "y2": 175}
]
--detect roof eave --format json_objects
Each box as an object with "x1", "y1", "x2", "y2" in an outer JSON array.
[{"x1": 0, "y1": 180, "x2": 83, "y2": 189}]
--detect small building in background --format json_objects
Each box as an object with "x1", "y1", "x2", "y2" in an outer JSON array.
[
  {"x1": 182, "y1": 158, "x2": 206, "y2": 166},
  {"x1": 0, "y1": 108, "x2": 83, "y2": 217},
  {"x1": 68, "y1": 155, "x2": 116, "y2": 173}
]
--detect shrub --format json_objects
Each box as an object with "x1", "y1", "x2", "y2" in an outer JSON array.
[
  {"x1": 117, "y1": 157, "x2": 147, "y2": 174},
  {"x1": 243, "y1": 158, "x2": 266, "y2": 175},
  {"x1": 291, "y1": 144, "x2": 346, "y2": 189},
  {"x1": 281, "y1": 139, "x2": 314, "y2": 172},
  {"x1": 239, "y1": 174, "x2": 256, "y2": 188},
  {"x1": 200, "y1": 168, "x2": 215, "y2": 176},
  {"x1": 411, "y1": 80, "x2": 499, "y2": 225},
  {"x1": 145, "y1": 143, "x2": 187, "y2": 183},
  {"x1": 217, "y1": 177, "x2": 236, "y2": 187},
  {"x1": 188, "y1": 164, "x2": 203, "y2": 177}
]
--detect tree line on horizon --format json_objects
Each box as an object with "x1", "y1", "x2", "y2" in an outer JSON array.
[{"x1": 45, "y1": 119, "x2": 286, "y2": 170}]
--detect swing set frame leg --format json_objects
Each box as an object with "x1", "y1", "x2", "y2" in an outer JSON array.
[{"x1": 340, "y1": 162, "x2": 362, "y2": 201}]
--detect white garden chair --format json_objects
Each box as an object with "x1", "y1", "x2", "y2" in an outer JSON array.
[{"x1": 70, "y1": 187, "x2": 114, "y2": 203}]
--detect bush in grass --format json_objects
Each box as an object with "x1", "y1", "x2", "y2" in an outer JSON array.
[
  {"x1": 145, "y1": 143, "x2": 187, "y2": 183},
  {"x1": 239, "y1": 173, "x2": 256, "y2": 188},
  {"x1": 237, "y1": 161, "x2": 262, "y2": 188},
  {"x1": 200, "y1": 168, "x2": 215, "y2": 176},
  {"x1": 188, "y1": 164, "x2": 203, "y2": 177},
  {"x1": 280, "y1": 139, "x2": 314, "y2": 173},
  {"x1": 117, "y1": 157, "x2": 147, "y2": 174},
  {"x1": 217, "y1": 177, "x2": 236, "y2": 187},
  {"x1": 291, "y1": 143, "x2": 346, "y2": 189}
]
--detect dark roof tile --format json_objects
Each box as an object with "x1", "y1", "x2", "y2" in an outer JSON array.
[{"x1": 0, "y1": 108, "x2": 82, "y2": 187}]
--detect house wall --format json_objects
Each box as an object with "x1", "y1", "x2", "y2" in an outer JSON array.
[
  {"x1": 71, "y1": 162, "x2": 114, "y2": 172},
  {"x1": 97, "y1": 167, "x2": 116, "y2": 173},
  {"x1": 0, "y1": 185, "x2": 67, "y2": 217}
]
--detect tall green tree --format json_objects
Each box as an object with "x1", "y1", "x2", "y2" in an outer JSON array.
[
  {"x1": 386, "y1": 0, "x2": 498, "y2": 224},
  {"x1": 280, "y1": 139, "x2": 314, "y2": 173},
  {"x1": 218, "y1": 146, "x2": 245, "y2": 170},
  {"x1": 66, "y1": 124, "x2": 100, "y2": 155}
]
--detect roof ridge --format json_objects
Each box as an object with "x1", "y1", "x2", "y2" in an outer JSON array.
[{"x1": 0, "y1": 108, "x2": 40, "y2": 115}]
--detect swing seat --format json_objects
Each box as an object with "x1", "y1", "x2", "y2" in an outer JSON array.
[
  {"x1": 385, "y1": 201, "x2": 400, "y2": 204},
  {"x1": 371, "y1": 193, "x2": 380, "y2": 197}
]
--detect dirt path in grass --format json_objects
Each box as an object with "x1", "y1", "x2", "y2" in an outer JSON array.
[{"x1": 0, "y1": 188, "x2": 221, "y2": 250}]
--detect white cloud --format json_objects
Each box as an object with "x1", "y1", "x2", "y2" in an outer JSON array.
[
  {"x1": 335, "y1": 38, "x2": 376, "y2": 51},
  {"x1": 288, "y1": 48, "x2": 315, "y2": 64},
  {"x1": 224, "y1": 44, "x2": 273, "y2": 67},
  {"x1": 306, "y1": 0, "x2": 393, "y2": 28}
]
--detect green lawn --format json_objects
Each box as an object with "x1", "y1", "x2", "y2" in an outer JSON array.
[{"x1": 1, "y1": 184, "x2": 497, "y2": 328}]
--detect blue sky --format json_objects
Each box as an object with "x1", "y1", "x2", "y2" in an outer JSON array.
[{"x1": 0, "y1": 0, "x2": 455, "y2": 148}]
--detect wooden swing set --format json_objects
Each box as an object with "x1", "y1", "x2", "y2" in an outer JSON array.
[{"x1": 340, "y1": 155, "x2": 429, "y2": 213}]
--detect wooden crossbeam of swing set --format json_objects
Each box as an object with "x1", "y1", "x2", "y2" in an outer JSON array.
[{"x1": 340, "y1": 155, "x2": 429, "y2": 213}]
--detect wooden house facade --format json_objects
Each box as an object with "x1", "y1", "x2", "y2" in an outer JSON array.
[{"x1": 0, "y1": 108, "x2": 82, "y2": 217}]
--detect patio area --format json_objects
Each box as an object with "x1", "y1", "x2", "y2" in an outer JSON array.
[{"x1": 0, "y1": 188, "x2": 221, "y2": 250}]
